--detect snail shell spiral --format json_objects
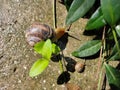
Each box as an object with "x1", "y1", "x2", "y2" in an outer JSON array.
[{"x1": 25, "y1": 22, "x2": 55, "y2": 46}]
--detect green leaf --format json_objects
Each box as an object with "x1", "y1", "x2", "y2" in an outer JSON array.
[
  {"x1": 85, "y1": 7, "x2": 106, "y2": 30},
  {"x1": 106, "y1": 28, "x2": 114, "y2": 40},
  {"x1": 64, "y1": 0, "x2": 73, "y2": 11},
  {"x1": 65, "y1": 0, "x2": 95, "y2": 25},
  {"x1": 107, "y1": 53, "x2": 120, "y2": 61},
  {"x1": 42, "y1": 39, "x2": 52, "y2": 59},
  {"x1": 72, "y1": 40, "x2": 101, "y2": 57},
  {"x1": 34, "y1": 39, "x2": 52, "y2": 59},
  {"x1": 52, "y1": 43, "x2": 60, "y2": 54},
  {"x1": 115, "y1": 25, "x2": 120, "y2": 37},
  {"x1": 34, "y1": 41, "x2": 45, "y2": 55},
  {"x1": 104, "y1": 63, "x2": 120, "y2": 89},
  {"x1": 101, "y1": 0, "x2": 120, "y2": 26},
  {"x1": 107, "y1": 41, "x2": 120, "y2": 61},
  {"x1": 29, "y1": 58, "x2": 49, "y2": 77}
]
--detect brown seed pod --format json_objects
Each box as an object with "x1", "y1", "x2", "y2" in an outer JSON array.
[
  {"x1": 25, "y1": 22, "x2": 55, "y2": 46},
  {"x1": 75, "y1": 62, "x2": 85, "y2": 73}
]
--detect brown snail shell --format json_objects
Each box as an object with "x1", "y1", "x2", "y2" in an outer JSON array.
[
  {"x1": 25, "y1": 22, "x2": 55, "y2": 46},
  {"x1": 75, "y1": 62, "x2": 85, "y2": 73}
]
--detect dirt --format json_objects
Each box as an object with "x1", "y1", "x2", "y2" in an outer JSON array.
[{"x1": 0, "y1": 0, "x2": 110, "y2": 90}]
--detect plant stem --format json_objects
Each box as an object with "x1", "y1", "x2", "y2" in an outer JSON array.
[
  {"x1": 97, "y1": 27, "x2": 106, "y2": 90},
  {"x1": 112, "y1": 28, "x2": 120, "y2": 56},
  {"x1": 58, "y1": 51, "x2": 67, "y2": 73},
  {"x1": 101, "y1": 73, "x2": 107, "y2": 90},
  {"x1": 97, "y1": 48, "x2": 105, "y2": 90},
  {"x1": 53, "y1": 0, "x2": 57, "y2": 29},
  {"x1": 53, "y1": 0, "x2": 65, "y2": 72},
  {"x1": 97, "y1": 64, "x2": 104, "y2": 90},
  {"x1": 97, "y1": 50, "x2": 105, "y2": 90},
  {"x1": 96, "y1": 27, "x2": 105, "y2": 78},
  {"x1": 59, "y1": 59, "x2": 64, "y2": 72}
]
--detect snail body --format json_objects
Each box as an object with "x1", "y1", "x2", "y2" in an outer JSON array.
[{"x1": 25, "y1": 22, "x2": 65, "y2": 46}]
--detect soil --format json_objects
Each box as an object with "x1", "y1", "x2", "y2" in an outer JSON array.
[{"x1": 0, "y1": 0, "x2": 111, "y2": 90}]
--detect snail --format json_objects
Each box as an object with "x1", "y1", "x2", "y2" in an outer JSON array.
[
  {"x1": 25, "y1": 22, "x2": 65, "y2": 46},
  {"x1": 75, "y1": 62, "x2": 85, "y2": 73}
]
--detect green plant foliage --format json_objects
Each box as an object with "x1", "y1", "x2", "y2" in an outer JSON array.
[
  {"x1": 64, "y1": 0, "x2": 73, "y2": 11},
  {"x1": 29, "y1": 39, "x2": 61, "y2": 77},
  {"x1": 52, "y1": 43, "x2": 60, "y2": 54},
  {"x1": 65, "y1": 0, "x2": 95, "y2": 25},
  {"x1": 104, "y1": 63, "x2": 120, "y2": 89},
  {"x1": 85, "y1": 7, "x2": 106, "y2": 30},
  {"x1": 29, "y1": 58, "x2": 49, "y2": 77},
  {"x1": 72, "y1": 40, "x2": 101, "y2": 57},
  {"x1": 108, "y1": 52, "x2": 120, "y2": 61},
  {"x1": 115, "y1": 25, "x2": 120, "y2": 37},
  {"x1": 34, "y1": 39, "x2": 52, "y2": 60},
  {"x1": 106, "y1": 28, "x2": 114, "y2": 40},
  {"x1": 107, "y1": 41, "x2": 120, "y2": 61},
  {"x1": 107, "y1": 52, "x2": 120, "y2": 61},
  {"x1": 34, "y1": 41, "x2": 44, "y2": 55},
  {"x1": 101, "y1": 0, "x2": 120, "y2": 26}
]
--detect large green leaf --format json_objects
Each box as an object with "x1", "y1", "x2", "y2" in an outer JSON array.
[
  {"x1": 85, "y1": 7, "x2": 106, "y2": 30},
  {"x1": 101, "y1": 0, "x2": 120, "y2": 26},
  {"x1": 34, "y1": 39, "x2": 52, "y2": 60},
  {"x1": 107, "y1": 41, "x2": 120, "y2": 61},
  {"x1": 65, "y1": 0, "x2": 95, "y2": 25},
  {"x1": 29, "y1": 58, "x2": 49, "y2": 77},
  {"x1": 104, "y1": 63, "x2": 120, "y2": 89},
  {"x1": 72, "y1": 40, "x2": 101, "y2": 57}
]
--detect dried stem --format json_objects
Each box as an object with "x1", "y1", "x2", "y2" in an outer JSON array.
[
  {"x1": 53, "y1": 0, "x2": 57, "y2": 29},
  {"x1": 96, "y1": 27, "x2": 106, "y2": 90}
]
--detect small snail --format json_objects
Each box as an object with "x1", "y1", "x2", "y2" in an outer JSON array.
[
  {"x1": 75, "y1": 62, "x2": 85, "y2": 73},
  {"x1": 25, "y1": 22, "x2": 65, "y2": 46}
]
